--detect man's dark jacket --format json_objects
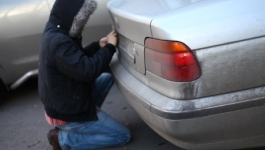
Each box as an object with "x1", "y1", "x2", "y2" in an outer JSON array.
[{"x1": 38, "y1": 0, "x2": 116, "y2": 122}]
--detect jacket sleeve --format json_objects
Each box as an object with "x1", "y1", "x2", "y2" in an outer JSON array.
[
  {"x1": 53, "y1": 38, "x2": 116, "y2": 83},
  {"x1": 82, "y1": 41, "x2": 101, "y2": 56}
]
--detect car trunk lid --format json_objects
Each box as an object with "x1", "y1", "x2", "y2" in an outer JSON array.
[{"x1": 108, "y1": 0, "x2": 205, "y2": 45}]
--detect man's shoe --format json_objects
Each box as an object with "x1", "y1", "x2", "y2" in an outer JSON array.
[{"x1": 47, "y1": 127, "x2": 62, "y2": 150}]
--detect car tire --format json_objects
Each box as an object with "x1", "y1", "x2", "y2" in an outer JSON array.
[{"x1": 0, "y1": 79, "x2": 8, "y2": 100}]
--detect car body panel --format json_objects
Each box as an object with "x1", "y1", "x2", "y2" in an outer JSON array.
[
  {"x1": 0, "y1": 0, "x2": 49, "y2": 85},
  {"x1": 108, "y1": 0, "x2": 205, "y2": 45},
  {"x1": 151, "y1": 0, "x2": 265, "y2": 50},
  {"x1": 0, "y1": 0, "x2": 111, "y2": 89},
  {"x1": 109, "y1": 0, "x2": 265, "y2": 99},
  {"x1": 110, "y1": 54, "x2": 265, "y2": 149},
  {"x1": 108, "y1": 0, "x2": 265, "y2": 149},
  {"x1": 111, "y1": 55, "x2": 265, "y2": 120},
  {"x1": 194, "y1": 37, "x2": 265, "y2": 98},
  {"x1": 145, "y1": 36, "x2": 265, "y2": 99},
  {"x1": 108, "y1": 5, "x2": 152, "y2": 45}
]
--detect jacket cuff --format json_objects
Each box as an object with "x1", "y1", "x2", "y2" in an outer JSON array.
[
  {"x1": 104, "y1": 43, "x2": 116, "y2": 53},
  {"x1": 94, "y1": 41, "x2": 101, "y2": 50}
]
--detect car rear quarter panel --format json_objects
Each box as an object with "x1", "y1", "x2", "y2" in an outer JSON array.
[
  {"x1": 149, "y1": 0, "x2": 265, "y2": 99},
  {"x1": 194, "y1": 37, "x2": 265, "y2": 97}
]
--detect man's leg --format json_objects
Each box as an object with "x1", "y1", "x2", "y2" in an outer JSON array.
[
  {"x1": 92, "y1": 72, "x2": 114, "y2": 108},
  {"x1": 57, "y1": 73, "x2": 131, "y2": 149},
  {"x1": 57, "y1": 110, "x2": 131, "y2": 150}
]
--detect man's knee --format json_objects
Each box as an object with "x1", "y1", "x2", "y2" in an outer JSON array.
[
  {"x1": 123, "y1": 131, "x2": 131, "y2": 145},
  {"x1": 102, "y1": 72, "x2": 113, "y2": 80},
  {"x1": 101, "y1": 73, "x2": 114, "y2": 86},
  {"x1": 116, "y1": 129, "x2": 131, "y2": 146}
]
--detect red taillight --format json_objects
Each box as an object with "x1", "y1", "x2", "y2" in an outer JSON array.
[{"x1": 145, "y1": 38, "x2": 201, "y2": 82}]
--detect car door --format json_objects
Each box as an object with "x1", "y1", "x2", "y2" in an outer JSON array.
[{"x1": 0, "y1": 0, "x2": 51, "y2": 86}]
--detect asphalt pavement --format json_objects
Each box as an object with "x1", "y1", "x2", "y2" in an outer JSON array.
[{"x1": 0, "y1": 78, "x2": 181, "y2": 150}]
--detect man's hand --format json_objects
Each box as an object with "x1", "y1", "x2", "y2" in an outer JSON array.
[
  {"x1": 99, "y1": 30, "x2": 118, "y2": 48},
  {"x1": 99, "y1": 37, "x2": 107, "y2": 48},
  {"x1": 107, "y1": 30, "x2": 118, "y2": 47}
]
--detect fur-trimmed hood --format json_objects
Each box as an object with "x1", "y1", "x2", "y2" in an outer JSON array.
[{"x1": 49, "y1": 0, "x2": 97, "y2": 38}]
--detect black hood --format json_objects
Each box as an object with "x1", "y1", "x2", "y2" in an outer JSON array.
[{"x1": 49, "y1": 0, "x2": 97, "y2": 37}]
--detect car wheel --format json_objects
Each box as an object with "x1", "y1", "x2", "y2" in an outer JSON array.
[{"x1": 0, "y1": 79, "x2": 8, "y2": 100}]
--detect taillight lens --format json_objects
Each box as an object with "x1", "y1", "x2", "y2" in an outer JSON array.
[{"x1": 145, "y1": 38, "x2": 201, "y2": 82}]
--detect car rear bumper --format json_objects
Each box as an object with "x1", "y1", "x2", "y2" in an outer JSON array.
[{"x1": 110, "y1": 54, "x2": 265, "y2": 149}]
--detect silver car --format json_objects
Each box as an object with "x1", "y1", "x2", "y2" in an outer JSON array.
[
  {"x1": 0, "y1": 0, "x2": 111, "y2": 99},
  {"x1": 108, "y1": 0, "x2": 265, "y2": 149}
]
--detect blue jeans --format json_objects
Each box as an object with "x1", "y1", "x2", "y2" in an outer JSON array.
[{"x1": 57, "y1": 73, "x2": 131, "y2": 150}]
